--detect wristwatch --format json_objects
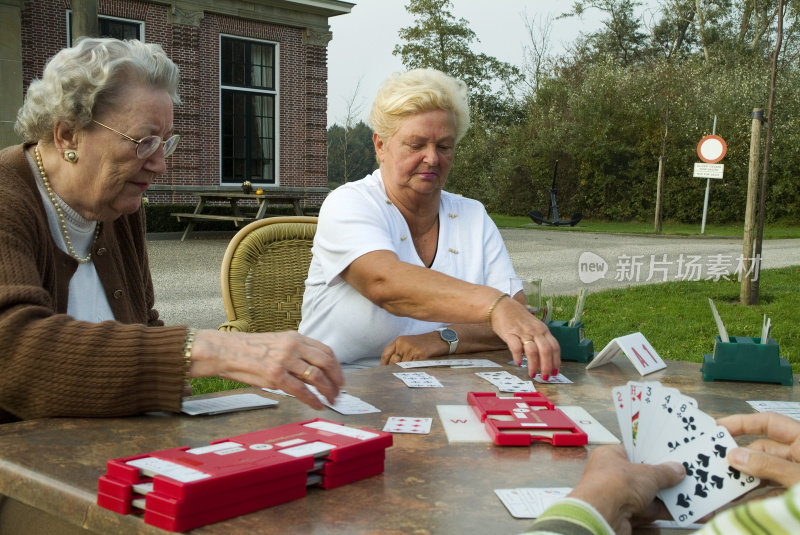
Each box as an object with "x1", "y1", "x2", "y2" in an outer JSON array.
[{"x1": 436, "y1": 327, "x2": 459, "y2": 355}]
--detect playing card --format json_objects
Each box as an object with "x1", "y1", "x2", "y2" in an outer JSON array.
[
  {"x1": 395, "y1": 359, "x2": 501, "y2": 369},
  {"x1": 495, "y1": 488, "x2": 572, "y2": 518},
  {"x1": 532, "y1": 373, "x2": 572, "y2": 384},
  {"x1": 612, "y1": 386, "x2": 633, "y2": 455},
  {"x1": 658, "y1": 426, "x2": 759, "y2": 526},
  {"x1": 393, "y1": 371, "x2": 443, "y2": 388},
  {"x1": 638, "y1": 393, "x2": 715, "y2": 465},
  {"x1": 306, "y1": 385, "x2": 381, "y2": 414},
  {"x1": 747, "y1": 400, "x2": 800, "y2": 420},
  {"x1": 476, "y1": 371, "x2": 536, "y2": 393},
  {"x1": 637, "y1": 387, "x2": 704, "y2": 463},
  {"x1": 382, "y1": 416, "x2": 432, "y2": 434},
  {"x1": 627, "y1": 381, "x2": 643, "y2": 449},
  {"x1": 181, "y1": 393, "x2": 278, "y2": 415}
]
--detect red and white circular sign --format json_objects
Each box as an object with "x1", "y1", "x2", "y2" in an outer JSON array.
[{"x1": 697, "y1": 135, "x2": 727, "y2": 163}]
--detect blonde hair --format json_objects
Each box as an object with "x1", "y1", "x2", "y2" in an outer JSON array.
[
  {"x1": 368, "y1": 68, "x2": 470, "y2": 144},
  {"x1": 15, "y1": 37, "x2": 181, "y2": 142}
]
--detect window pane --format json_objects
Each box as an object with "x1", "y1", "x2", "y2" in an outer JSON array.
[
  {"x1": 220, "y1": 37, "x2": 274, "y2": 89},
  {"x1": 99, "y1": 19, "x2": 141, "y2": 41},
  {"x1": 220, "y1": 89, "x2": 275, "y2": 184}
]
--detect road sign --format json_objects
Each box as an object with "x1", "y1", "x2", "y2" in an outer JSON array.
[
  {"x1": 697, "y1": 135, "x2": 727, "y2": 163},
  {"x1": 694, "y1": 163, "x2": 724, "y2": 179}
]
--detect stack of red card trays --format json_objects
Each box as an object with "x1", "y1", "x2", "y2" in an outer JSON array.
[
  {"x1": 97, "y1": 418, "x2": 393, "y2": 532},
  {"x1": 467, "y1": 392, "x2": 588, "y2": 447}
]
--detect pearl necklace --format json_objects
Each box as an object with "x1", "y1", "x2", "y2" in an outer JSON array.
[{"x1": 34, "y1": 145, "x2": 101, "y2": 264}]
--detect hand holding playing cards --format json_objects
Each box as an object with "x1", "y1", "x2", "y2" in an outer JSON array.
[
  {"x1": 718, "y1": 412, "x2": 800, "y2": 488},
  {"x1": 189, "y1": 330, "x2": 345, "y2": 410},
  {"x1": 489, "y1": 295, "x2": 561, "y2": 379},
  {"x1": 568, "y1": 446, "x2": 685, "y2": 535}
]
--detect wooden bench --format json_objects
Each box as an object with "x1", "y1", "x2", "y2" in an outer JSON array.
[{"x1": 171, "y1": 213, "x2": 256, "y2": 241}]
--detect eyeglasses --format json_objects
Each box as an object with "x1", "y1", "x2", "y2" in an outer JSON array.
[{"x1": 92, "y1": 120, "x2": 180, "y2": 159}]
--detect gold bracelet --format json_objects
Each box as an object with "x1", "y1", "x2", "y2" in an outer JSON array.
[
  {"x1": 183, "y1": 328, "x2": 195, "y2": 385},
  {"x1": 486, "y1": 293, "x2": 510, "y2": 323}
]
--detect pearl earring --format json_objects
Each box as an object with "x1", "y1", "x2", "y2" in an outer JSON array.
[{"x1": 64, "y1": 150, "x2": 78, "y2": 163}]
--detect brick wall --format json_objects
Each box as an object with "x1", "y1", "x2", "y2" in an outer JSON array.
[{"x1": 20, "y1": 0, "x2": 329, "y2": 206}]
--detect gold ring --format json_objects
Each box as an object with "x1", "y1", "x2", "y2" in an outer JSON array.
[
  {"x1": 302, "y1": 365, "x2": 314, "y2": 380},
  {"x1": 523, "y1": 340, "x2": 534, "y2": 345}
]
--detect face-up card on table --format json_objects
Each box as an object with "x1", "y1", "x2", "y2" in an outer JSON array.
[
  {"x1": 382, "y1": 417, "x2": 432, "y2": 434},
  {"x1": 533, "y1": 373, "x2": 572, "y2": 384},
  {"x1": 393, "y1": 372, "x2": 443, "y2": 388},
  {"x1": 495, "y1": 487, "x2": 572, "y2": 518},
  {"x1": 747, "y1": 400, "x2": 800, "y2": 420},
  {"x1": 395, "y1": 359, "x2": 501, "y2": 369},
  {"x1": 181, "y1": 393, "x2": 278, "y2": 415},
  {"x1": 306, "y1": 385, "x2": 381, "y2": 415},
  {"x1": 476, "y1": 371, "x2": 537, "y2": 392},
  {"x1": 586, "y1": 332, "x2": 666, "y2": 375}
]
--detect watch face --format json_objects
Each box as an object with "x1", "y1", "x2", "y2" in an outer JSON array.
[{"x1": 440, "y1": 328, "x2": 458, "y2": 342}]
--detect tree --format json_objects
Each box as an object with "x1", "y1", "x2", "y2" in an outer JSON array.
[
  {"x1": 336, "y1": 79, "x2": 366, "y2": 183},
  {"x1": 563, "y1": 0, "x2": 649, "y2": 65},
  {"x1": 327, "y1": 122, "x2": 375, "y2": 187},
  {"x1": 393, "y1": 0, "x2": 523, "y2": 121}
]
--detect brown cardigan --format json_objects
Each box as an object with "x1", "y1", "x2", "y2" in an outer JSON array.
[{"x1": 0, "y1": 144, "x2": 187, "y2": 422}]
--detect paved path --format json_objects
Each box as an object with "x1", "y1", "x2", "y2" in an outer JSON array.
[{"x1": 147, "y1": 230, "x2": 800, "y2": 330}]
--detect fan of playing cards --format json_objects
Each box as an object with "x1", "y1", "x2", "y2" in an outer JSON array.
[{"x1": 613, "y1": 381, "x2": 760, "y2": 527}]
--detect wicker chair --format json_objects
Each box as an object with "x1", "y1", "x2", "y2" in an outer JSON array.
[{"x1": 218, "y1": 216, "x2": 318, "y2": 332}]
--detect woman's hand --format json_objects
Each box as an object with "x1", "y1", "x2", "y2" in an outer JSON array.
[
  {"x1": 489, "y1": 295, "x2": 560, "y2": 379},
  {"x1": 190, "y1": 330, "x2": 345, "y2": 410},
  {"x1": 717, "y1": 412, "x2": 800, "y2": 488},
  {"x1": 380, "y1": 333, "x2": 443, "y2": 365},
  {"x1": 568, "y1": 445, "x2": 685, "y2": 535}
]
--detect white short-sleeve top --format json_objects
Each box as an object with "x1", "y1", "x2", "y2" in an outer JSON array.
[{"x1": 298, "y1": 169, "x2": 518, "y2": 368}]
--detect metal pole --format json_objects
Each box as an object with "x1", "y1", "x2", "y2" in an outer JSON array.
[{"x1": 700, "y1": 116, "x2": 717, "y2": 234}]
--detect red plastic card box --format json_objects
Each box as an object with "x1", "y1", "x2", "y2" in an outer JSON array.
[
  {"x1": 467, "y1": 392, "x2": 588, "y2": 447},
  {"x1": 97, "y1": 418, "x2": 392, "y2": 531}
]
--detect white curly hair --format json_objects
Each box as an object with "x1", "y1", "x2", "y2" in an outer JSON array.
[{"x1": 15, "y1": 37, "x2": 181, "y2": 142}]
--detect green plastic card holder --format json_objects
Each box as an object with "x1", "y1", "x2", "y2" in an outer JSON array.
[
  {"x1": 701, "y1": 336, "x2": 793, "y2": 386},
  {"x1": 547, "y1": 320, "x2": 594, "y2": 363}
]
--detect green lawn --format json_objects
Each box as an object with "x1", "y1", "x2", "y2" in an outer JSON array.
[
  {"x1": 548, "y1": 265, "x2": 800, "y2": 372},
  {"x1": 490, "y1": 215, "x2": 800, "y2": 239}
]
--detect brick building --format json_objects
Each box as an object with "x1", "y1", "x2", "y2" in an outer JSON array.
[{"x1": 0, "y1": 0, "x2": 352, "y2": 205}]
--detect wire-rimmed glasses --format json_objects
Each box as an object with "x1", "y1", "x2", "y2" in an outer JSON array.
[{"x1": 92, "y1": 120, "x2": 180, "y2": 159}]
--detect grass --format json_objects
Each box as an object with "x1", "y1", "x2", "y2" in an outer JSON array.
[
  {"x1": 548, "y1": 266, "x2": 800, "y2": 371},
  {"x1": 489, "y1": 215, "x2": 800, "y2": 239}
]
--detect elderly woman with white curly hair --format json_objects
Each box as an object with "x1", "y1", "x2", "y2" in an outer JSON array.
[
  {"x1": 299, "y1": 68, "x2": 560, "y2": 375},
  {"x1": 0, "y1": 38, "x2": 343, "y2": 422}
]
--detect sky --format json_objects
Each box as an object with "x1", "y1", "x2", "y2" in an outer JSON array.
[{"x1": 325, "y1": 0, "x2": 661, "y2": 127}]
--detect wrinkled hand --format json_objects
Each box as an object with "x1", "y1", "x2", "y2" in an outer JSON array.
[
  {"x1": 489, "y1": 296, "x2": 560, "y2": 378},
  {"x1": 568, "y1": 446, "x2": 685, "y2": 535},
  {"x1": 380, "y1": 332, "x2": 446, "y2": 365},
  {"x1": 718, "y1": 412, "x2": 800, "y2": 488},
  {"x1": 191, "y1": 330, "x2": 345, "y2": 410}
]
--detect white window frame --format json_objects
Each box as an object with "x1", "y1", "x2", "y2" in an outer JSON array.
[
  {"x1": 218, "y1": 34, "x2": 280, "y2": 186},
  {"x1": 66, "y1": 12, "x2": 145, "y2": 46}
]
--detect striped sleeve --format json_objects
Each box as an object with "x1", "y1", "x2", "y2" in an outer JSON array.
[
  {"x1": 695, "y1": 483, "x2": 800, "y2": 535},
  {"x1": 519, "y1": 498, "x2": 614, "y2": 535}
]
